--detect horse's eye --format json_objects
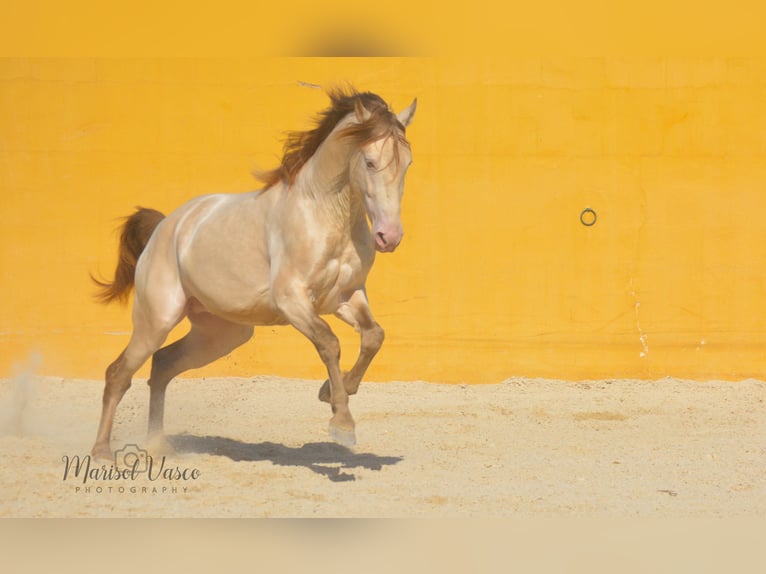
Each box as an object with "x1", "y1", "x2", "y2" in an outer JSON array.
[{"x1": 365, "y1": 159, "x2": 376, "y2": 170}]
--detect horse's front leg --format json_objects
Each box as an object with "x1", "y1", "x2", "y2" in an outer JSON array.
[
  {"x1": 274, "y1": 282, "x2": 355, "y2": 446},
  {"x1": 318, "y1": 288, "x2": 384, "y2": 403}
]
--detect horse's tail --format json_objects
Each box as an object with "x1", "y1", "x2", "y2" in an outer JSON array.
[{"x1": 91, "y1": 207, "x2": 166, "y2": 304}]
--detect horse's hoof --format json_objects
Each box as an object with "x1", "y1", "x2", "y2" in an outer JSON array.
[
  {"x1": 328, "y1": 422, "x2": 356, "y2": 447},
  {"x1": 91, "y1": 445, "x2": 113, "y2": 461},
  {"x1": 318, "y1": 380, "x2": 331, "y2": 403}
]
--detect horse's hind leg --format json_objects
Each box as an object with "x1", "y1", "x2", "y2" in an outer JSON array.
[
  {"x1": 91, "y1": 323, "x2": 178, "y2": 460},
  {"x1": 91, "y1": 296, "x2": 185, "y2": 460},
  {"x1": 147, "y1": 311, "x2": 253, "y2": 450}
]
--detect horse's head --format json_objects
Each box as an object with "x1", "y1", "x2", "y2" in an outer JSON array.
[
  {"x1": 347, "y1": 97, "x2": 417, "y2": 253},
  {"x1": 258, "y1": 89, "x2": 417, "y2": 253}
]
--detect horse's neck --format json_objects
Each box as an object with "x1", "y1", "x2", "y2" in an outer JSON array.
[{"x1": 296, "y1": 133, "x2": 365, "y2": 227}]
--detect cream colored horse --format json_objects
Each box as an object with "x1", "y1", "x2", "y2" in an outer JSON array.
[{"x1": 91, "y1": 89, "x2": 416, "y2": 459}]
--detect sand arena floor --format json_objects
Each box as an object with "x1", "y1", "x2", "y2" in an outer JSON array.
[{"x1": 0, "y1": 374, "x2": 764, "y2": 517}]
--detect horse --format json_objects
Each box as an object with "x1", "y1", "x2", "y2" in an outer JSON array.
[{"x1": 90, "y1": 88, "x2": 417, "y2": 459}]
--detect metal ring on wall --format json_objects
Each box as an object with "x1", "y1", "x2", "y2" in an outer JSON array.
[{"x1": 580, "y1": 208, "x2": 597, "y2": 227}]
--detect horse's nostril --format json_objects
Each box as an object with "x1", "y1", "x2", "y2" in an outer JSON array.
[{"x1": 376, "y1": 231, "x2": 387, "y2": 245}]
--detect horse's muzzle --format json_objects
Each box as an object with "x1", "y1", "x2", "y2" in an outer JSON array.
[{"x1": 375, "y1": 229, "x2": 402, "y2": 253}]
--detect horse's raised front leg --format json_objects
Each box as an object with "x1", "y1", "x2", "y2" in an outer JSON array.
[
  {"x1": 274, "y1": 281, "x2": 355, "y2": 446},
  {"x1": 318, "y1": 288, "x2": 384, "y2": 403}
]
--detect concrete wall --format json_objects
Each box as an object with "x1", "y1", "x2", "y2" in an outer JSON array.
[{"x1": 2, "y1": 58, "x2": 766, "y2": 382}]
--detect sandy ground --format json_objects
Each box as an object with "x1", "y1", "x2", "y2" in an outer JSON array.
[{"x1": 0, "y1": 374, "x2": 764, "y2": 517}]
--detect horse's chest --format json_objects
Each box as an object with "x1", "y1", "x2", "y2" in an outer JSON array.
[
  {"x1": 309, "y1": 258, "x2": 366, "y2": 313},
  {"x1": 329, "y1": 259, "x2": 356, "y2": 287}
]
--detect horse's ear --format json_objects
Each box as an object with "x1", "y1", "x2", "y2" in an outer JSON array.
[
  {"x1": 354, "y1": 98, "x2": 369, "y2": 122},
  {"x1": 397, "y1": 98, "x2": 417, "y2": 127}
]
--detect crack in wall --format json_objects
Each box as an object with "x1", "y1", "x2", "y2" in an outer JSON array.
[
  {"x1": 629, "y1": 276, "x2": 649, "y2": 357},
  {"x1": 628, "y1": 168, "x2": 650, "y2": 360}
]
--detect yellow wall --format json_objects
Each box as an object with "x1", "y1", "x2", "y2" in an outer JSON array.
[{"x1": 2, "y1": 58, "x2": 766, "y2": 383}]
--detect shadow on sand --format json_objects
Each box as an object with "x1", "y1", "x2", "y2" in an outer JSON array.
[{"x1": 169, "y1": 434, "x2": 403, "y2": 483}]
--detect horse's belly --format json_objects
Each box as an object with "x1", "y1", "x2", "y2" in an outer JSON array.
[
  {"x1": 228, "y1": 308, "x2": 289, "y2": 326},
  {"x1": 191, "y1": 297, "x2": 288, "y2": 326}
]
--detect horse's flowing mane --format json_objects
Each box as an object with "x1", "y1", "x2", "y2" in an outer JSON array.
[{"x1": 257, "y1": 87, "x2": 409, "y2": 189}]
